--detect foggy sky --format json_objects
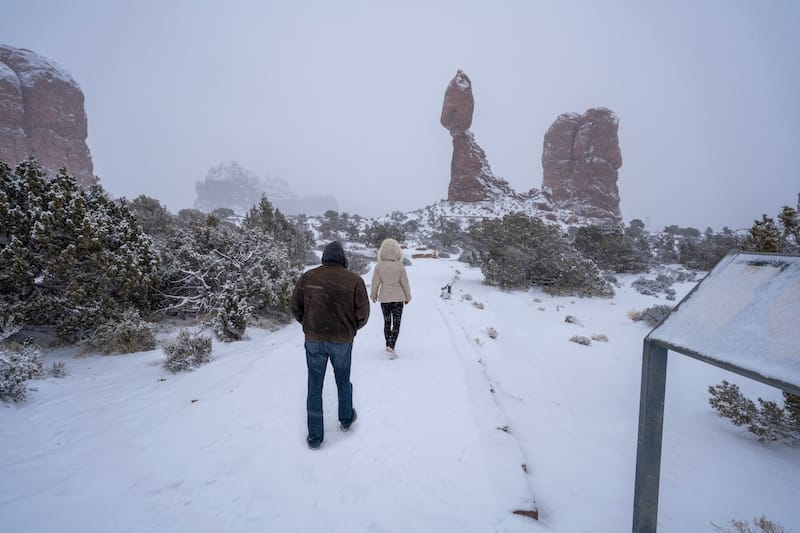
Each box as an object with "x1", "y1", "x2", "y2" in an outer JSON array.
[{"x1": 2, "y1": 0, "x2": 798, "y2": 231}]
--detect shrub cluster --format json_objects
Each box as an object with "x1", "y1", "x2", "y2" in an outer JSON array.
[
  {"x1": 469, "y1": 213, "x2": 613, "y2": 297},
  {"x1": 83, "y1": 309, "x2": 156, "y2": 354},
  {"x1": 0, "y1": 159, "x2": 158, "y2": 342},
  {"x1": 131, "y1": 194, "x2": 307, "y2": 338},
  {"x1": 631, "y1": 275, "x2": 677, "y2": 300},
  {"x1": 571, "y1": 224, "x2": 650, "y2": 273}
]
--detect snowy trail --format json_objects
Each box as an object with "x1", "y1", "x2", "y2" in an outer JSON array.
[
  {"x1": 3, "y1": 258, "x2": 800, "y2": 532},
  {"x1": 0, "y1": 259, "x2": 538, "y2": 533}
]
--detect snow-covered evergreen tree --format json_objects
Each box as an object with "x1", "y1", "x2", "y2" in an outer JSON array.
[
  {"x1": 0, "y1": 339, "x2": 42, "y2": 402},
  {"x1": 0, "y1": 159, "x2": 159, "y2": 341},
  {"x1": 743, "y1": 215, "x2": 781, "y2": 253},
  {"x1": 469, "y1": 213, "x2": 613, "y2": 297},
  {"x1": 131, "y1": 194, "x2": 303, "y2": 324}
]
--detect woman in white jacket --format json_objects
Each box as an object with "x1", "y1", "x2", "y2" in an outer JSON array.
[{"x1": 370, "y1": 238, "x2": 412, "y2": 358}]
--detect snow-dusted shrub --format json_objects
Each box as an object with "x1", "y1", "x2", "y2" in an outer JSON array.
[
  {"x1": 146, "y1": 205, "x2": 301, "y2": 321},
  {"x1": 631, "y1": 275, "x2": 676, "y2": 299},
  {"x1": 213, "y1": 286, "x2": 250, "y2": 342},
  {"x1": 469, "y1": 214, "x2": 614, "y2": 297},
  {"x1": 572, "y1": 224, "x2": 650, "y2": 273},
  {"x1": 570, "y1": 335, "x2": 591, "y2": 346},
  {"x1": 712, "y1": 516, "x2": 788, "y2": 532},
  {"x1": 49, "y1": 361, "x2": 69, "y2": 378},
  {"x1": 84, "y1": 309, "x2": 156, "y2": 354},
  {"x1": 0, "y1": 314, "x2": 21, "y2": 342},
  {"x1": 0, "y1": 340, "x2": 43, "y2": 402},
  {"x1": 347, "y1": 251, "x2": 372, "y2": 275},
  {"x1": 487, "y1": 327, "x2": 498, "y2": 339},
  {"x1": 163, "y1": 329, "x2": 212, "y2": 373},
  {"x1": 630, "y1": 304, "x2": 673, "y2": 327},
  {"x1": 591, "y1": 333, "x2": 609, "y2": 342},
  {"x1": 708, "y1": 381, "x2": 800, "y2": 446}
]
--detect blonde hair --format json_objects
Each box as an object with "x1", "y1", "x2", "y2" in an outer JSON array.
[{"x1": 377, "y1": 238, "x2": 403, "y2": 261}]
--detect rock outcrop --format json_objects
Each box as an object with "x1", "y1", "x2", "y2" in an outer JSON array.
[
  {"x1": 0, "y1": 44, "x2": 94, "y2": 184},
  {"x1": 541, "y1": 108, "x2": 622, "y2": 223},
  {"x1": 440, "y1": 70, "x2": 513, "y2": 202}
]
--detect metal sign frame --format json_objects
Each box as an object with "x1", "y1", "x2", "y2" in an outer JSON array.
[{"x1": 632, "y1": 251, "x2": 800, "y2": 532}]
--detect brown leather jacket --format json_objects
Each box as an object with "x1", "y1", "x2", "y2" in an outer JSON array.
[{"x1": 291, "y1": 264, "x2": 370, "y2": 343}]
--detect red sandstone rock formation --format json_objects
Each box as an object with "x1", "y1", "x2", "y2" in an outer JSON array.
[
  {"x1": 440, "y1": 70, "x2": 513, "y2": 202},
  {"x1": 541, "y1": 108, "x2": 622, "y2": 223},
  {"x1": 0, "y1": 44, "x2": 94, "y2": 184}
]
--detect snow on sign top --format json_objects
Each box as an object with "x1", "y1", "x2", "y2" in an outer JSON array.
[{"x1": 648, "y1": 251, "x2": 800, "y2": 389}]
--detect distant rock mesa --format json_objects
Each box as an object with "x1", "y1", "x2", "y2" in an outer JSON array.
[{"x1": 0, "y1": 44, "x2": 94, "y2": 184}]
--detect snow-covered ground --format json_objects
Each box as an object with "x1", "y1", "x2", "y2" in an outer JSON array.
[{"x1": 2, "y1": 258, "x2": 798, "y2": 532}]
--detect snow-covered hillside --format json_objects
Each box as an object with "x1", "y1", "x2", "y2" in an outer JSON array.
[{"x1": 1, "y1": 258, "x2": 798, "y2": 532}]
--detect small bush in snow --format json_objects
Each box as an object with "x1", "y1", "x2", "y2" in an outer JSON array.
[
  {"x1": 487, "y1": 327, "x2": 498, "y2": 339},
  {"x1": 570, "y1": 335, "x2": 591, "y2": 346},
  {"x1": 631, "y1": 275, "x2": 676, "y2": 300},
  {"x1": 0, "y1": 314, "x2": 21, "y2": 342},
  {"x1": 49, "y1": 361, "x2": 69, "y2": 378},
  {"x1": 630, "y1": 304, "x2": 673, "y2": 327},
  {"x1": 591, "y1": 333, "x2": 609, "y2": 342},
  {"x1": 708, "y1": 381, "x2": 800, "y2": 446},
  {"x1": 163, "y1": 329, "x2": 212, "y2": 373},
  {"x1": 347, "y1": 251, "x2": 372, "y2": 275},
  {"x1": 84, "y1": 309, "x2": 156, "y2": 355},
  {"x1": 213, "y1": 286, "x2": 251, "y2": 342},
  {"x1": 711, "y1": 516, "x2": 788, "y2": 533},
  {"x1": 0, "y1": 340, "x2": 43, "y2": 402},
  {"x1": 472, "y1": 301, "x2": 485, "y2": 310}
]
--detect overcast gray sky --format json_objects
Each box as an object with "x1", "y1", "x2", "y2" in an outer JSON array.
[{"x1": 2, "y1": 0, "x2": 798, "y2": 230}]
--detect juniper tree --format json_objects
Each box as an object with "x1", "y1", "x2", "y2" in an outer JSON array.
[
  {"x1": 708, "y1": 204, "x2": 799, "y2": 435},
  {"x1": 469, "y1": 213, "x2": 613, "y2": 297},
  {"x1": 743, "y1": 215, "x2": 781, "y2": 253},
  {"x1": 572, "y1": 224, "x2": 649, "y2": 273},
  {"x1": 777, "y1": 205, "x2": 799, "y2": 252},
  {"x1": 0, "y1": 159, "x2": 159, "y2": 341}
]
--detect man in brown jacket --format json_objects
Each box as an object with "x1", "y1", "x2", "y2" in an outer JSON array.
[{"x1": 291, "y1": 241, "x2": 370, "y2": 449}]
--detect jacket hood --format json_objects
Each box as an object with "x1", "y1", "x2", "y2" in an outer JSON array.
[
  {"x1": 377, "y1": 238, "x2": 403, "y2": 261},
  {"x1": 322, "y1": 241, "x2": 348, "y2": 268}
]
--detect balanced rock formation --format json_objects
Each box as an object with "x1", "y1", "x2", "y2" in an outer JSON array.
[
  {"x1": 0, "y1": 44, "x2": 94, "y2": 184},
  {"x1": 541, "y1": 108, "x2": 622, "y2": 223},
  {"x1": 441, "y1": 70, "x2": 513, "y2": 202}
]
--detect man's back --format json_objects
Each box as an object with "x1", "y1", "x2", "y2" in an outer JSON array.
[{"x1": 291, "y1": 263, "x2": 369, "y2": 343}]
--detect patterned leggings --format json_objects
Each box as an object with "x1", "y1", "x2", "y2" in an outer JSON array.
[{"x1": 380, "y1": 302, "x2": 404, "y2": 349}]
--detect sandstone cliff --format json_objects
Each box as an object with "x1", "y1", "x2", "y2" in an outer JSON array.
[
  {"x1": 541, "y1": 108, "x2": 622, "y2": 224},
  {"x1": 0, "y1": 44, "x2": 94, "y2": 184}
]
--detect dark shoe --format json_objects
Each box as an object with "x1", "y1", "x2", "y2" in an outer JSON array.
[
  {"x1": 307, "y1": 437, "x2": 322, "y2": 450},
  {"x1": 340, "y1": 409, "x2": 357, "y2": 431}
]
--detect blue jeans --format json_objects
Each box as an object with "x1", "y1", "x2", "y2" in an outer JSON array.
[{"x1": 305, "y1": 340, "x2": 355, "y2": 444}]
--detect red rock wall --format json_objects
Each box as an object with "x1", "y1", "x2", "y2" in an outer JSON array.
[
  {"x1": 0, "y1": 45, "x2": 94, "y2": 184},
  {"x1": 541, "y1": 108, "x2": 622, "y2": 223}
]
